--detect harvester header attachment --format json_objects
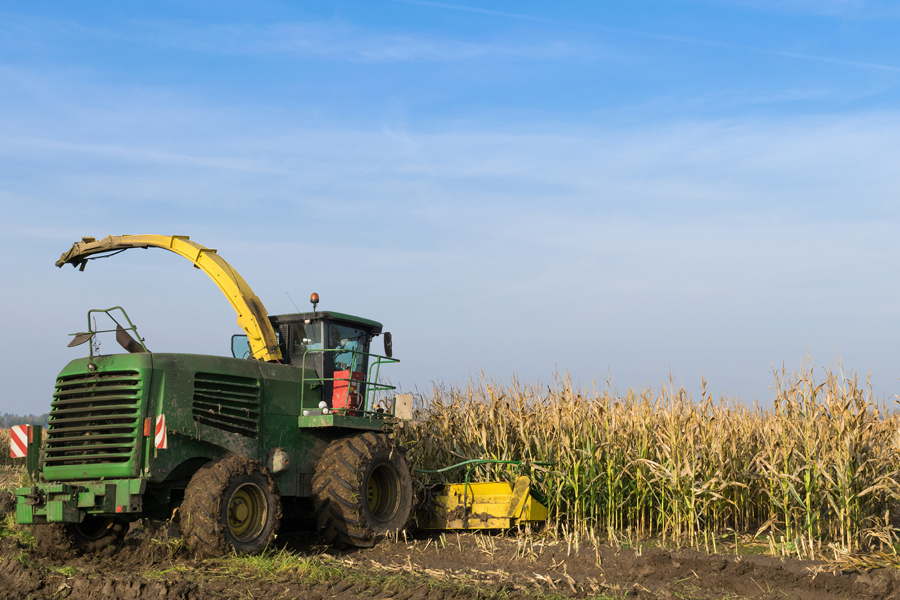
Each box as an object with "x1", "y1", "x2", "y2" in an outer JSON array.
[
  {"x1": 417, "y1": 476, "x2": 549, "y2": 530},
  {"x1": 415, "y1": 459, "x2": 550, "y2": 530}
]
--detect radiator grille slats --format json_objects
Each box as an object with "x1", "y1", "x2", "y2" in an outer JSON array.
[
  {"x1": 46, "y1": 370, "x2": 142, "y2": 467},
  {"x1": 192, "y1": 372, "x2": 260, "y2": 437},
  {"x1": 50, "y1": 404, "x2": 138, "y2": 416}
]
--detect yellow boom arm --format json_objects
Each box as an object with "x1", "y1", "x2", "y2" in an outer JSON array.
[{"x1": 56, "y1": 235, "x2": 282, "y2": 362}]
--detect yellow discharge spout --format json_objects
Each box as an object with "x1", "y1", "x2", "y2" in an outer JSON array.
[{"x1": 56, "y1": 234, "x2": 282, "y2": 362}]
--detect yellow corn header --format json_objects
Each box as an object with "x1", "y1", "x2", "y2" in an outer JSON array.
[{"x1": 415, "y1": 459, "x2": 550, "y2": 530}]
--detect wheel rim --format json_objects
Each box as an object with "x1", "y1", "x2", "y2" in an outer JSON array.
[
  {"x1": 367, "y1": 463, "x2": 401, "y2": 523},
  {"x1": 227, "y1": 483, "x2": 267, "y2": 542},
  {"x1": 74, "y1": 517, "x2": 116, "y2": 541}
]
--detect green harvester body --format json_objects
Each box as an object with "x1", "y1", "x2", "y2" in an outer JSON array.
[{"x1": 16, "y1": 309, "x2": 400, "y2": 527}]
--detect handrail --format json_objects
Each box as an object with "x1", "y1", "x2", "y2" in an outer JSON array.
[
  {"x1": 368, "y1": 355, "x2": 398, "y2": 393},
  {"x1": 56, "y1": 235, "x2": 281, "y2": 362},
  {"x1": 82, "y1": 306, "x2": 149, "y2": 354},
  {"x1": 299, "y1": 347, "x2": 398, "y2": 412}
]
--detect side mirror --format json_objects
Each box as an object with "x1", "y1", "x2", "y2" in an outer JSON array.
[
  {"x1": 231, "y1": 334, "x2": 250, "y2": 359},
  {"x1": 68, "y1": 332, "x2": 94, "y2": 347},
  {"x1": 383, "y1": 332, "x2": 392, "y2": 358},
  {"x1": 116, "y1": 325, "x2": 146, "y2": 353}
]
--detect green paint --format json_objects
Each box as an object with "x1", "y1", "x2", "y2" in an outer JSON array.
[{"x1": 17, "y1": 309, "x2": 399, "y2": 527}]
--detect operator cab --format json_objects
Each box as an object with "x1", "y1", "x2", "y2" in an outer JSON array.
[
  {"x1": 232, "y1": 310, "x2": 390, "y2": 413},
  {"x1": 271, "y1": 311, "x2": 381, "y2": 370}
]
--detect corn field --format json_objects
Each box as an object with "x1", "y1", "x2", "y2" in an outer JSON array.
[
  {"x1": 404, "y1": 360, "x2": 900, "y2": 557},
  {"x1": 0, "y1": 428, "x2": 21, "y2": 467}
]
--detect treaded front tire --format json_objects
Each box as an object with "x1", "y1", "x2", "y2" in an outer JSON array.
[
  {"x1": 180, "y1": 454, "x2": 281, "y2": 557},
  {"x1": 312, "y1": 432, "x2": 413, "y2": 549}
]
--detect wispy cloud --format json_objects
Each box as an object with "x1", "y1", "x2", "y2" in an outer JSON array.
[
  {"x1": 709, "y1": 0, "x2": 900, "y2": 18},
  {"x1": 3, "y1": 69, "x2": 900, "y2": 224},
  {"x1": 3, "y1": 136, "x2": 281, "y2": 173},
  {"x1": 2, "y1": 0, "x2": 900, "y2": 412},
  {"x1": 139, "y1": 20, "x2": 573, "y2": 61},
  {"x1": 4, "y1": 98, "x2": 900, "y2": 410},
  {"x1": 392, "y1": 0, "x2": 900, "y2": 71},
  {"x1": 0, "y1": 13, "x2": 597, "y2": 63}
]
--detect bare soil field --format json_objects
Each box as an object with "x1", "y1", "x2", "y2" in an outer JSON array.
[{"x1": 2, "y1": 488, "x2": 899, "y2": 600}]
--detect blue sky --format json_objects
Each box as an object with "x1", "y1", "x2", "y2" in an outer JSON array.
[{"x1": 2, "y1": 1, "x2": 900, "y2": 414}]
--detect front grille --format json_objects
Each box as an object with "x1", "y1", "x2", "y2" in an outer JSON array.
[
  {"x1": 46, "y1": 370, "x2": 142, "y2": 466},
  {"x1": 192, "y1": 372, "x2": 260, "y2": 437}
]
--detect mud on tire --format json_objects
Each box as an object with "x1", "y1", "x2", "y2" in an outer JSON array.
[
  {"x1": 312, "y1": 432, "x2": 414, "y2": 549},
  {"x1": 180, "y1": 454, "x2": 281, "y2": 557},
  {"x1": 32, "y1": 517, "x2": 128, "y2": 558}
]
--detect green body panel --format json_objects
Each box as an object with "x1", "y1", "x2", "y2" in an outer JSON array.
[
  {"x1": 147, "y1": 353, "x2": 266, "y2": 474},
  {"x1": 297, "y1": 413, "x2": 390, "y2": 429},
  {"x1": 44, "y1": 355, "x2": 153, "y2": 482},
  {"x1": 18, "y1": 350, "x2": 392, "y2": 524}
]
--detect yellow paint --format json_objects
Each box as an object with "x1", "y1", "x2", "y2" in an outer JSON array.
[
  {"x1": 56, "y1": 234, "x2": 282, "y2": 362},
  {"x1": 418, "y1": 476, "x2": 548, "y2": 530}
]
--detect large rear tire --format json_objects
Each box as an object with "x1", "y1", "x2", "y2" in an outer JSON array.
[
  {"x1": 312, "y1": 432, "x2": 413, "y2": 549},
  {"x1": 180, "y1": 455, "x2": 281, "y2": 557},
  {"x1": 32, "y1": 517, "x2": 127, "y2": 557}
]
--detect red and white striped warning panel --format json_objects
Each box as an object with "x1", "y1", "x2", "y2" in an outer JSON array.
[
  {"x1": 155, "y1": 415, "x2": 167, "y2": 450},
  {"x1": 9, "y1": 425, "x2": 28, "y2": 458}
]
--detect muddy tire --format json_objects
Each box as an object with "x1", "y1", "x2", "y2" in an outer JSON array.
[
  {"x1": 32, "y1": 517, "x2": 127, "y2": 558},
  {"x1": 312, "y1": 432, "x2": 413, "y2": 549},
  {"x1": 180, "y1": 454, "x2": 281, "y2": 557}
]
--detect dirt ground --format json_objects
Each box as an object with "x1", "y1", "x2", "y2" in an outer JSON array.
[{"x1": 2, "y1": 490, "x2": 900, "y2": 600}]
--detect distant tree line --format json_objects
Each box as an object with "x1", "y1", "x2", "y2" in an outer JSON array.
[{"x1": 1, "y1": 413, "x2": 50, "y2": 428}]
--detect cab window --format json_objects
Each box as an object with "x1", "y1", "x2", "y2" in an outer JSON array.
[
  {"x1": 329, "y1": 324, "x2": 370, "y2": 372},
  {"x1": 289, "y1": 321, "x2": 323, "y2": 362}
]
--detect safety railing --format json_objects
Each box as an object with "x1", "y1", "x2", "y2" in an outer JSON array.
[
  {"x1": 299, "y1": 347, "x2": 399, "y2": 417},
  {"x1": 67, "y1": 306, "x2": 149, "y2": 357}
]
